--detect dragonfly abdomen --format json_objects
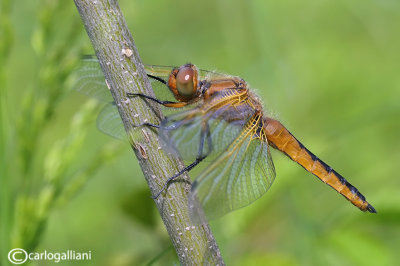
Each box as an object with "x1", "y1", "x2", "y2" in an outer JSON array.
[{"x1": 263, "y1": 117, "x2": 376, "y2": 213}]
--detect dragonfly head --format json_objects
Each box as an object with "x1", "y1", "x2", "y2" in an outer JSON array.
[{"x1": 168, "y1": 63, "x2": 199, "y2": 102}]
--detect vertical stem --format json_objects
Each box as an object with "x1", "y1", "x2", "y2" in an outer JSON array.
[{"x1": 73, "y1": 0, "x2": 224, "y2": 264}]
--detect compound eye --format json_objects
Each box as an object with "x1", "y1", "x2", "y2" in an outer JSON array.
[{"x1": 176, "y1": 67, "x2": 196, "y2": 97}]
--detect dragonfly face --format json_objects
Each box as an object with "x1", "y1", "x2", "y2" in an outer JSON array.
[
  {"x1": 75, "y1": 57, "x2": 376, "y2": 222},
  {"x1": 167, "y1": 63, "x2": 199, "y2": 101}
]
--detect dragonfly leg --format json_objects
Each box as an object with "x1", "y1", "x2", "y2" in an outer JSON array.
[
  {"x1": 140, "y1": 121, "x2": 184, "y2": 131},
  {"x1": 152, "y1": 156, "x2": 206, "y2": 199},
  {"x1": 147, "y1": 74, "x2": 167, "y2": 85},
  {"x1": 127, "y1": 93, "x2": 187, "y2": 108},
  {"x1": 141, "y1": 122, "x2": 160, "y2": 129},
  {"x1": 152, "y1": 121, "x2": 211, "y2": 199},
  {"x1": 205, "y1": 122, "x2": 212, "y2": 155},
  {"x1": 198, "y1": 121, "x2": 212, "y2": 157}
]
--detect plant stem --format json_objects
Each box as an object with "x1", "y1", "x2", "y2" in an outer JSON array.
[{"x1": 73, "y1": 0, "x2": 224, "y2": 264}]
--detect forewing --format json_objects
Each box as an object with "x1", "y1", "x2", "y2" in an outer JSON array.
[
  {"x1": 73, "y1": 56, "x2": 113, "y2": 102},
  {"x1": 73, "y1": 57, "x2": 184, "y2": 140},
  {"x1": 74, "y1": 57, "x2": 182, "y2": 102},
  {"x1": 188, "y1": 124, "x2": 276, "y2": 223},
  {"x1": 145, "y1": 64, "x2": 176, "y2": 78},
  {"x1": 198, "y1": 68, "x2": 234, "y2": 81}
]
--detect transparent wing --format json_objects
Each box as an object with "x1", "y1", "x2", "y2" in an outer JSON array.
[
  {"x1": 158, "y1": 90, "x2": 255, "y2": 161},
  {"x1": 73, "y1": 56, "x2": 233, "y2": 101},
  {"x1": 198, "y1": 69, "x2": 237, "y2": 81},
  {"x1": 145, "y1": 64, "x2": 176, "y2": 78},
  {"x1": 94, "y1": 97, "x2": 249, "y2": 151},
  {"x1": 73, "y1": 56, "x2": 113, "y2": 102},
  {"x1": 188, "y1": 124, "x2": 276, "y2": 223},
  {"x1": 96, "y1": 103, "x2": 127, "y2": 141},
  {"x1": 73, "y1": 56, "x2": 176, "y2": 102}
]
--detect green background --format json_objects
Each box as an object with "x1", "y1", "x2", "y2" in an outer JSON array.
[{"x1": 1, "y1": 0, "x2": 399, "y2": 265}]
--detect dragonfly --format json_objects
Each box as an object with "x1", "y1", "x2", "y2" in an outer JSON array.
[{"x1": 75, "y1": 56, "x2": 376, "y2": 221}]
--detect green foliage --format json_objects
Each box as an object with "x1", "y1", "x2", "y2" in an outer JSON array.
[{"x1": 1, "y1": 0, "x2": 399, "y2": 265}]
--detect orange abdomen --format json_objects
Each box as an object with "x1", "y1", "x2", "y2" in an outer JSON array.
[{"x1": 264, "y1": 117, "x2": 376, "y2": 213}]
